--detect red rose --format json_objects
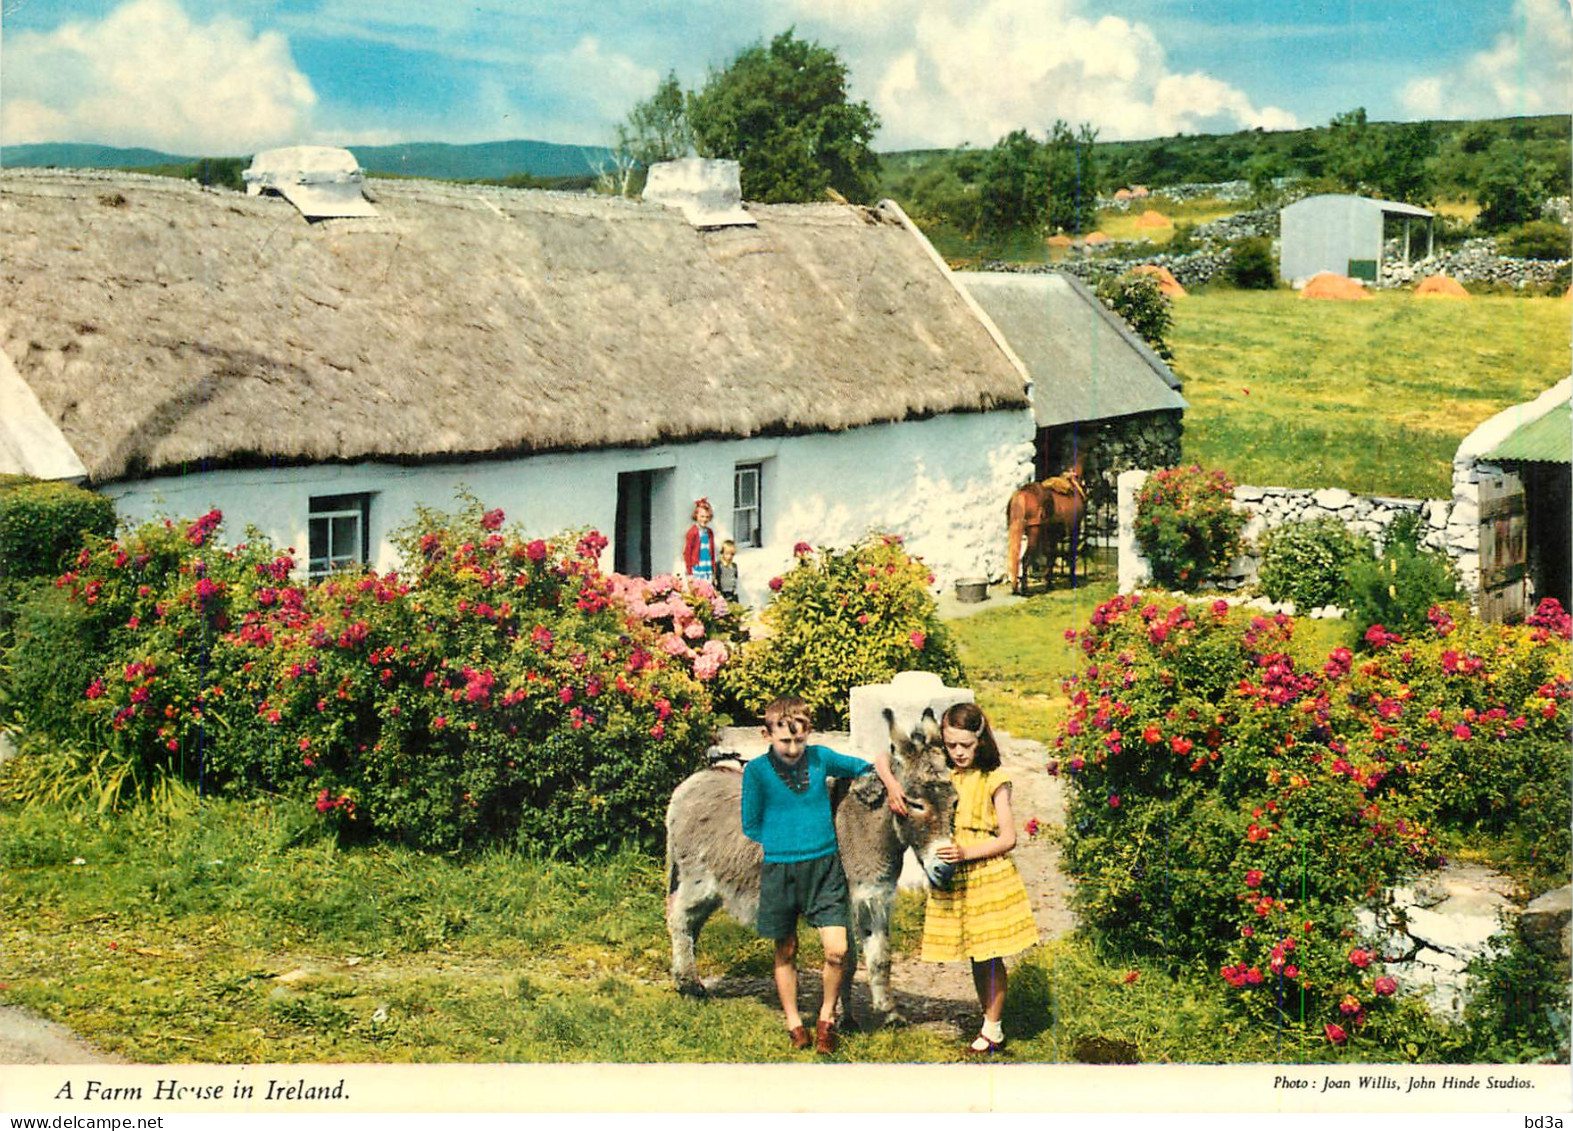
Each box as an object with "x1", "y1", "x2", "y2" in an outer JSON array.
[
  {"x1": 768, "y1": 576, "x2": 783, "y2": 592},
  {"x1": 1324, "y1": 1023, "x2": 1347, "y2": 1045},
  {"x1": 1373, "y1": 976, "x2": 1397, "y2": 996},
  {"x1": 1348, "y1": 948, "x2": 1372, "y2": 969}
]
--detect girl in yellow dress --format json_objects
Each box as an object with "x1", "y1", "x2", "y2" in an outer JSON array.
[{"x1": 921, "y1": 702, "x2": 1039, "y2": 1053}]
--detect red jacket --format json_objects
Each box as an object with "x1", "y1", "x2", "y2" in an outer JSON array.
[{"x1": 683, "y1": 524, "x2": 714, "y2": 573}]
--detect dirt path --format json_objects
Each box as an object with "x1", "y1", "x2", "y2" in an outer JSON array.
[{"x1": 0, "y1": 1006, "x2": 125, "y2": 1064}]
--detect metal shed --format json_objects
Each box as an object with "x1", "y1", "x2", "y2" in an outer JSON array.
[{"x1": 1279, "y1": 194, "x2": 1435, "y2": 286}]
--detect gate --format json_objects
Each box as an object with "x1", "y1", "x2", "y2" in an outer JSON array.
[{"x1": 1477, "y1": 469, "x2": 1528, "y2": 623}]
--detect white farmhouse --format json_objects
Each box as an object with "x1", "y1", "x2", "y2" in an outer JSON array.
[{"x1": 0, "y1": 161, "x2": 1035, "y2": 605}]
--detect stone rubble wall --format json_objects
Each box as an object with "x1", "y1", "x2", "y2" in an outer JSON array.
[
  {"x1": 1077, "y1": 412, "x2": 1184, "y2": 540},
  {"x1": 1117, "y1": 463, "x2": 1486, "y2": 599},
  {"x1": 1380, "y1": 237, "x2": 1569, "y2": 289}
]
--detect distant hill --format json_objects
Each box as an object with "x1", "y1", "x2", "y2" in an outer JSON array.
[{"x1": 2, "y1": 139, "x2": 617, "y2": 181}]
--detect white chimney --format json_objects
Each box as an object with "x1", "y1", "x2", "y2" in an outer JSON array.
[
  {"x1": 642, "y1": 159, "x2": 756, "y2": 229},
  {"x1": 243, "y1": 146, "x2": 378, "y2": 220}
]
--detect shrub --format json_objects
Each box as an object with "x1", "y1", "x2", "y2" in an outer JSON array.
[
  {"x1": 720, "y1": 534, "x2": 964, "y2": 727},
  {"x1": 1498, "y1": 220, "x2": 1571, "y2": 261},
  {"x1": 1227, "y1": 236, "x2": 1277, "y2": 289},
  {"x1": 1256, "y1": 517, "x2": 1367, "y2": 611},
  {"x1": 3, "y1": 501, "x2": 721, "y2": 855},
  {"x1": 1345, "y1": 512, "x2": 1457, "y2": 642},
  {"x1": 1055, "y1": 593, "x2": 1570, "y2": 1048},
  {"x1": 1134, "y1": 466, "x2": 1248, "y2": 591},
  {"x1": 1096, "y1": 271, "x2": 1174, "y2": 361},
  {"x1": 0, "y1": 479, "x2": 117, "y2": 584}
]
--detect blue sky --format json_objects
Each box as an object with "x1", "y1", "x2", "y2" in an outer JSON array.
[{"x1": 3, "y1": 0, "x2": 1569, "y2": 154}]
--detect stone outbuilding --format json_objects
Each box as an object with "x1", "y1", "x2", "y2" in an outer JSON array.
[
  {"x1": 955, "y1": 271, "x2": 1188, "y2": 540},
  {"x1": 1279, "y1": 194, "x2": 1435, "y2": 287}
]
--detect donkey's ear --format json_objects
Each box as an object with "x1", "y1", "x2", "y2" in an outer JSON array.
[
  {"x1": 850, "y1": 770, "x2": 886, "y2": 809},
  {"x1": 917, "y1": 707, "x2": 942, "y2": 746},
  {"x1": 884, "y1": 707, "x2": 913, "y2": 761}
]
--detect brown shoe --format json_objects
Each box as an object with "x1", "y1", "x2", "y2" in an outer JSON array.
[
  {"x1": 787, "y1": 1025, "x2": 810, "y2": 1050},
  {"x1": 815, "y1": 1019, "x2": 837, "y2": 1055}
]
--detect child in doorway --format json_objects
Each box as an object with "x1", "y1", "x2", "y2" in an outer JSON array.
[
  {"x1": 682, "y1": 498, "x2": 716, "y2": 583},
  {"x1": 740, "y1": 696, "x2": 900, "y2": 1054},
  {"x1": 891, "y1": 701, "x2": 1038, "y2": 1054},
  {"x1": 715, "y1": 539, "x2": 740, "y2": 603}
]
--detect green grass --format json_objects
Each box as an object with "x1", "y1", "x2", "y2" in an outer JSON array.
[
  {"x1": 1096, "y1": 196, "x2": 1244, "y2": 244},
  {"x1": 1169, "y1": 291, "x2": 1572, "y2": 498},
  {"x1": 0, "y1": 795, "x2": 1475, "y2": 1065},
  {"x1": 949, "y1": 584, "x2": 1116, "y2": 739}
]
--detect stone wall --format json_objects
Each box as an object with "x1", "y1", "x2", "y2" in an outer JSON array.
[
  {"x1": 1078, "y1": 412, "x2": 1184, "y2": 540},
  {"x1": 1380, "y1": 237, "x2": 1569, "y2": 289},
  {"x1": 1116, "y1": 470, "x2": 1479, "y2": 599}
]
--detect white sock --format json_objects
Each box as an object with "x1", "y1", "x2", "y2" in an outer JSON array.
[{"x1": 980, "y1": 1018, "x2": 1004, "y2": 1043}]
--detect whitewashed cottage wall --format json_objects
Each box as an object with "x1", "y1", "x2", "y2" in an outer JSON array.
[{"x1": 103, "y1": 408, "x2": 1035, "y2": 608}]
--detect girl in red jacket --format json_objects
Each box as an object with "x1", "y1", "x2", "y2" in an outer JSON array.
[{"x1": 683, "y1": 498, "x2": 716, "y2": 583}]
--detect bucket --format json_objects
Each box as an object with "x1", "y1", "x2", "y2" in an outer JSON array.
[{"x1": 954, "y1": 578, "x2": 988, "y2": 604}]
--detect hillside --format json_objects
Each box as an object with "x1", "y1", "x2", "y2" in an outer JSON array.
[{"x1": 2, "y1": 138, "x2": 615, "y2": 182}]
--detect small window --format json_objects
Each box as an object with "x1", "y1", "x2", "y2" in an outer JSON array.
[
  {"x1": 308, "y1": 493, "x2": 371, "y2": 578},
  {"x1": 733, "y1": 463, "x2": 763, "y2": 549}
]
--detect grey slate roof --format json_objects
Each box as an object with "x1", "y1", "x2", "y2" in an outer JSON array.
[{"x1": 956, "y1": 271, "x2": 1188, "y2": 429}]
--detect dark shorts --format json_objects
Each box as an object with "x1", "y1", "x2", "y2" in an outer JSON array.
[{"x1": 757, "y1": 851, "x2": 850, "y2": 939}]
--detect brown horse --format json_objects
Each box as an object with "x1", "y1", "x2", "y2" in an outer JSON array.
[{"x1": 1006, "y1": 465, "x2": 1086, "y2": 594}]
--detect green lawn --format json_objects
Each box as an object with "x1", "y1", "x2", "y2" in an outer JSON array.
[{"x1": 1169, "y1": 291, "x2": 1571, "y2": 498}]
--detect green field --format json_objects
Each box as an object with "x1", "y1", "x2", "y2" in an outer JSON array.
[{"x1": 1168, "y1": 291, "x2": 1571, "y2": 498}]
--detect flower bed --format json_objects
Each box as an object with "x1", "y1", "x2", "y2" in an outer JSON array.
[
  {"x1": 1055, "y1": 592, "x2": 1571, "y2": 1046},
  {"x1": 7, "y1": 502, "x2": 725, "y2": 855}
]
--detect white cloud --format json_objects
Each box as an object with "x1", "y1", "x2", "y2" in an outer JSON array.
[
  {"x1": 1399, "y1": 0, "x2": 1572, "y2": 119},
  {"x1": 535, "y1": 36, "x2": 662, "y2": 125},
  {"x1": 813, "y1": 0, "x2": 1299, "y2": 147},
  {"x1": 1, "y1": 0, "x2": 317, "y2": 153}
]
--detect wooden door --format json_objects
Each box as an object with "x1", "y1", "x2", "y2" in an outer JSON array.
[{"x1": 1478, "y1": 469, "x2": 1528, "y2": 623}]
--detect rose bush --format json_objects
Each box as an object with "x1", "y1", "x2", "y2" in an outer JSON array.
[
  {"x1": 720, "y1": 534, "x2": 964, "y2": 727},
  {"x1": 5, "y1": 502, "x2": 719, "y2": 855},
  {"x1": 1135, "y1": 466, "x2": 1248, "y2": 591},
  {"x1": 1055, "y1": 591, "x2": 1570, "y2": 1044}
]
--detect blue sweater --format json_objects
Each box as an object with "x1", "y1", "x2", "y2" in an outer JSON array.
[{"x1": 740, "y1": 746, "x2": 872, "y2": 863}]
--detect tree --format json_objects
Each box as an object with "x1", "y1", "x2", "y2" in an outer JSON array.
[
  {"x1": 1370, "y1": 122, "x2": 1435, "y2": 204},
  {"x1": 1096, "y1": 272, "x2": 1173, "y2": 361},
  {"x1": 685, "y1": 30, "x2": 880, "y2": 204},
  {"x1": 1045, "y1": 121, "x2": 1099, "y2": 235},
  {"x1": 979, "y1": 130, "x2": 1048, "y2": 240},
  {"x1": 1476, "y1": 139, "x2": 1546, "y2": 230},
  {"x1": 621, "y1": 71, "x2": 694, "y2": 168},
  {"x1": 1320, "y1": 107, "x2": 1381, "y2": 193}
]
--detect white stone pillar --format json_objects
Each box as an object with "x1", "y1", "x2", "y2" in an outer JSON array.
[{"x1": 1117, "y1": 469, "x2": 1151, "y2": 594}]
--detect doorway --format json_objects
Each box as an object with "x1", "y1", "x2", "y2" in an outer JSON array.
[{"x1": 614, "y1": 468, "x2": 675, "y2": 578}]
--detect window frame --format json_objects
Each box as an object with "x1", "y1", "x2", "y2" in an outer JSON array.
[
  {"x1": 308, "y1": 492, "x2": 372, "y2": 579},
  {"x1": 733, "y1": 462, "x2": 763, "y2": 549}
]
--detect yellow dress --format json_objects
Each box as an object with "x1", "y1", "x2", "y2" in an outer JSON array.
[{"x1": 920, "y1": 767, "x2": 1040, "y2": 962}]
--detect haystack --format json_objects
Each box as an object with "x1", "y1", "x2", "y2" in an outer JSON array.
[
  {"x1": 1134, "y1": 209, "x2": 1172, "y2": 230},
  {"x1": 1130, "y1": 185, "x2": 1150, "y2": 198},
  {"x1": 1132, "y1": 263, "x2": 1187, "y2": 297},
  {"x1": 1045, "y1": 233, "x2": 1075, "y2": 250},
  {"x1": 1083, "y1": 231, "x2": 1112, "y2": 246},
  {"x1": 1300, "y1": 272, "x2": 1371, "y2": 301},
  {"x1": 1113, "y1": 188, "x2": 1134, "y2": 201},
  {"x1": 1414, "y1": 274, "x2": 1470, "y2": 299}
]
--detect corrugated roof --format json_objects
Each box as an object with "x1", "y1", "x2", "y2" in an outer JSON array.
[
  {"x1": 1485, "y1": 393, "x2": 1572, "y2": 463},
  {"x1": 956, "y1": 271, "x2": 1188, "y2": 428}
]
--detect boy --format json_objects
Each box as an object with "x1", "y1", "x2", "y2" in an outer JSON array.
[
  {"x1": 715, "y1": 539, "x2": 740, "y2": 603},
  {"x1": 740, "y1": 696, "x2": 900, "y2": 1053}
]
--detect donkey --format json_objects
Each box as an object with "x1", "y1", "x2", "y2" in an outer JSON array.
[{"x1": 664, "y1": 709, "x2": 956, "y2": 1028}]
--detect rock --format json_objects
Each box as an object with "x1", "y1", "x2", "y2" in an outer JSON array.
[
  {"x1": 1403, "y1": 902, "x2": 1509, "y2": 959},
  {"x1": 1392, "y1": 876, "x2": 1448, "y2": 909},
  {"x1": 1312, "y1": 488, "x2": 1353, "y2": 509},
  {"x1": 1521, "y1": 885, "x2": 1573, "y2": 962}
]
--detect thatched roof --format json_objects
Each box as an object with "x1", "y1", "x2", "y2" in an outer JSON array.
[
  {"x1": 956, "y1": 271, "x2": 1187, "y2": 429},
  {"x1": 0, "y1": 169, "x2": 1028, "y2": 483}
]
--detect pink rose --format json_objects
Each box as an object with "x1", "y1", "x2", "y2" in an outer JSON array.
[
  {"x1": 1324, "y1": 1023, "x2": 1347, "y2": 1045},
  {"x1": 1373, "y1": 976, "x2": 1397, "y2": 996},
  {"x1": 1348, "y1": 948, "x2": 1372, "y2": 969},
  {"x1": 908, "y1": 631, "x2": 926, "y2": 650},
  {"x1": 768, "y1": 576, "x2": 783, "y2": 592}
]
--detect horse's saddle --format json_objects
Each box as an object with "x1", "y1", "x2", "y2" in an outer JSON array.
[{"x1": 1040, "y1": 473, "x2": 1085, "y2": 499}]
